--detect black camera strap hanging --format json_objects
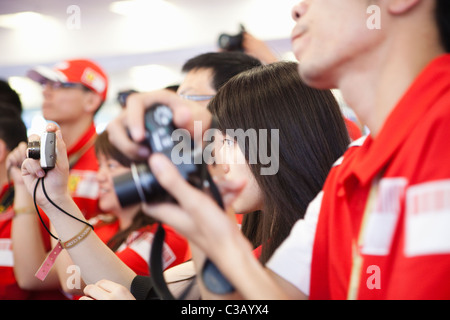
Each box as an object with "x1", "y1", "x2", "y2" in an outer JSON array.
[{"x1": 147, "y1": 163, "x2": 234, "y2": 300}]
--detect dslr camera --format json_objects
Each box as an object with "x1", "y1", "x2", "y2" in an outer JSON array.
[
  {"x1": 113, "y1": 104, "x2": 204, "y2": 207},
  {"x1": 218, "y1": 24, "x2": 246, "y2": 52},
  {"x1": 27, "y1": 131, "x2": 56, "y2": 169}
]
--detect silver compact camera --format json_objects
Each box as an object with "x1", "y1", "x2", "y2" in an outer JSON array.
[{"x1": 27, "y1": 132, "x2": 56, "y2": 169}]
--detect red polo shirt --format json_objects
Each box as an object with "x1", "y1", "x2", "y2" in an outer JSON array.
[{"x1": 310, "y1": 54, "x2": 450, "y2": 299}]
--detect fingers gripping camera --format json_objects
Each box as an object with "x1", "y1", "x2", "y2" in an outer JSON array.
[
  {"x1": 27, "y1": 132, "x2": 57, "y2": 169},
  {"x1": 113, "y1": 104, "x2": 203, "y2": 207}
]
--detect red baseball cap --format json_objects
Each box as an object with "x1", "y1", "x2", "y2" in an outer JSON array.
[{"x1": 27, "y1": 59, "x2": 108, "y2": 101}]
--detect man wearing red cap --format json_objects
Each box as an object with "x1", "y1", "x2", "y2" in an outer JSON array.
[{"x1": 27, "y1": 58, "x2": 108, "y2": 219}]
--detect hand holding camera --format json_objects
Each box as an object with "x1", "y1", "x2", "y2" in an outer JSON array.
[
  {"x1": 106, "y1": 89, "x2": 214, "y2": 161},
  {"x1": 112, "y1": 103, "x2": 235, "y2": 296},
  {"x1": 113, "y1": 104, "x2": 203, "y2": 207},
  {"x1": 21, "y1": 124, "x2": 71, "y2": 211}
]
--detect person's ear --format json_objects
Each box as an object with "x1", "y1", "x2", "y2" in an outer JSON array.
[
  {"x1": 388, "y1": 0, "x2": 422, "y2": 15},
  {"x1": 84, "y1": 92, "x2": 103, "y2": 114}
]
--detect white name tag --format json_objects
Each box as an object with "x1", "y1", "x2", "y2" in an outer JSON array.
[{"x1": 405, "y1": 180, "x2": 450, "y2": 257}]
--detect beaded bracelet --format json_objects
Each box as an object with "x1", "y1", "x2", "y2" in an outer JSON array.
[{"x1": 61, "y1": 224, "x2": 92, "y2": 249}]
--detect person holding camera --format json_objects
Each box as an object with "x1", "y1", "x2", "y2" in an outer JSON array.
[
  {"x1": 104, "y1": 0, "x2": 450, "y2": 300},
  {"x1": 19, "y1": 130, "x2": 189, "y2": 298},
  {"x1": 92, "y1": 61, "x2": 350, "y2": 300},
  {"x1": 14, "y1": 123, "x2": 136, "y2": 292},
  {"x1": 0, "y1": 105, "x2": 67, "y2": 299},
  {"x1": 18, "y1": 60, "x2": 350, "y2": 300},
  {"x1": 207, "y1": 61, "x2": 349, "y2": 266}
]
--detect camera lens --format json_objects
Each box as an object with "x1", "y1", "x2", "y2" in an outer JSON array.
[
  {"x1": 114, "y1": 163, "x2": 166, "y2": 208},
  {"x1": 218, "y1": 34, "x2": 231, "y2": 49},
  {"x1": 27, "y1": 141, "x2": 41, "y2": 159},
  {"x1": 218, "y1": 29, "x2": 244, "y2": 51}
]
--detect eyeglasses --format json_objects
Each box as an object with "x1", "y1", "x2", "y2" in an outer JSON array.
[
  {"x1": 41, "y1": 80, "x2": 91, "y2": 92},
  {"x1": 179, "y1": 94, "x2": 215, "y2": 101}
]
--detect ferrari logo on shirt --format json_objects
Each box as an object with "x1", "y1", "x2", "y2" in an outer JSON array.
[
  {"x1": 68, "y1": 175, "x2": 81, "y2": 194},
  {"x1": 68, "y1": 170, "x2": 99, "y2": 200}
]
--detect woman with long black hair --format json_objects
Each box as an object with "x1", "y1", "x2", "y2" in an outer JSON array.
[{"x1": 208, "y1": 61, "x2": 349, "y2": 265}]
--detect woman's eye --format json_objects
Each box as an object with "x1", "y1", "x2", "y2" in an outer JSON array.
[
  {"x1": 108, "y1": 162, "x2": 119, "y2": 170},
  {"x1": 223, "y1": 138, "x2": 234, "y2": 147}
]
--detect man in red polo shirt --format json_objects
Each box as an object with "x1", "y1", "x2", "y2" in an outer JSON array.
[
  {"x1": 103, "y1": 0, "x2": 450, "y2": 300},
  {"x1": 267, "y1": 0, "x2": 450, "y2": 300}
]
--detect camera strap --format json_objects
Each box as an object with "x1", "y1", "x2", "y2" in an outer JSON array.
[
  {"x1": 148, "y1": 165, "x2": 235, "y2": 300},
  {"x1": 32, "y1": 177, "x2": 94, "y2": 281}
]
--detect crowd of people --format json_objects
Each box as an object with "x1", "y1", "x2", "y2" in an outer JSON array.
[{"x1": 1, "y1": 0, "x2": 449, "y2": 301}]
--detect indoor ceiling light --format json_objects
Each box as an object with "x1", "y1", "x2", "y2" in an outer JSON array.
[
  {"x1": 8, "y1": 76, "x2": 43, "y2": 110},
  {"x1": 0, "y1": 11, "x2": 58, "y2": 30}
]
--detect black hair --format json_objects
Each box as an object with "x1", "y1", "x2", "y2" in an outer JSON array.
[
  {"x1": 436, "y1": 0, "x2": 450, "y2": 52},
  {"x1": 182, "y1": 52, "x2": 262, "y2": 92},
  {"x1": 0, "y1": 103, "x2": 27, "y2": 150},
  {"x1": 0, "y1": 80, "x2": 22, "y2": 114}
]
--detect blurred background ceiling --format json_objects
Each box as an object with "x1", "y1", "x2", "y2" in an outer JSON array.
[{"x1": 0, "y1": 0, "x2": 299, "y2": 131}]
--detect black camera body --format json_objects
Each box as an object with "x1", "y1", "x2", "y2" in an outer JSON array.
[
  {"x1": 113, "y1": 104, "x2": 203, "y2": 207},
  {"x1": 27, "y1": 131, "x2": 56, "y2": 169},
  {"x1": 218, "y1": 24, "x2": 245, "y2": 52}
]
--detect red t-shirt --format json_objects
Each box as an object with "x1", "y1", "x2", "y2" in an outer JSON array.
[
  {"x1": 310, "y1": 54, "x2": 450, "y2": 299},
  {"x1": 91, "y1": 215, "x2": 190, "y2": 276}
]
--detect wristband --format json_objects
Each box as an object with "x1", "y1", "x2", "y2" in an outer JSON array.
[{"x1": 35, "y1": 242, "x2": 63, "y2": 281}]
